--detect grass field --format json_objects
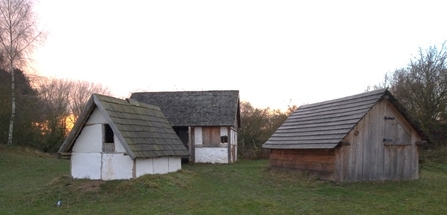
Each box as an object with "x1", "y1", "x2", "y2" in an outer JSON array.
[{"x1": 1, "y1": 146, "x2": 447, "y2": 215}]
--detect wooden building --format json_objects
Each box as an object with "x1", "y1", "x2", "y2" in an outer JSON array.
[
  {"x1": 58, "y1": 94, "x2": 189, "y2": 180},
  {"x1": 263, "y1": 89, "x2": 426, "y2": 182},
  {"x1": 131, "y1": 90, "x2": 241, "y2": 164}
]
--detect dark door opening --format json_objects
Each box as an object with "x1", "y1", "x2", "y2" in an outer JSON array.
[{"x1": 173, "y1": 126, "x2": 189, "y2": 162}]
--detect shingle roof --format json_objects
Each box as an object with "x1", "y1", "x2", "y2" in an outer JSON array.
[
  {"x1": 130, "y1": 90, "x2": 241, "y2": 127},
  {"x1": 263, "y1": 88, "x2": 424, "y2": 149},
  {"x1": 58, "y1": 94, "x2": 189, "y2": 159}
]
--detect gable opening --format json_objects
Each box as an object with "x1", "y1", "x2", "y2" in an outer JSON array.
[
  {"x1": 173, "y1": 126, "x2": 190, "y2": 163},
  {"x1": 103, "y1": 124, "x2": 115, "y2": 152},
  {"x1": 173, "y1": 126, "x2": 189, "y2": 148}
]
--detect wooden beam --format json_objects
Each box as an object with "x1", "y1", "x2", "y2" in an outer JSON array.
[
  {"x1": 228, "y1": 127, "x2": 231, "y2": 163},
  {"x1": 415, "y1": 140, "x2": 428, "y2": 146},
  {"x1": 189, "y1": 126, "x2": 195, "y2": 163}
]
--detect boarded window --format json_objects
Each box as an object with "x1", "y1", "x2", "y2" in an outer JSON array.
[
  {"x1": 103, "y1": 124, "x2": 115, "y2": 152},
  {"x1": 202, "y1": 127, "x2": 220, "y2": 146},
  {"x1": 384, "y1": 112, "x2": 411, "y2": 145}
]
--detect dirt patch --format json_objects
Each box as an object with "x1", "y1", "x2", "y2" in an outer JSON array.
[
  {"x1": 48, "y1": 175, "x2": 105, "y2": 192},
  {"x1": 77, "y1": 180, "x2": 104, "y2": 192}
]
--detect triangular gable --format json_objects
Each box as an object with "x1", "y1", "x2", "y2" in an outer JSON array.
[
  {"x1": 58, "y1": 94, "x2": 189, "y2": 159},
  {"x1": 263, "y1": 88, "x2": 424, "y2": 149}
]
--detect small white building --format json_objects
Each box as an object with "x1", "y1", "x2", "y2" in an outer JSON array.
[
  {"x1": 58, "y1": 94, "x2": 189, "y2": 180},
  {"x1": 131, "y1": 90, "x2": 241, "y2": 164}
]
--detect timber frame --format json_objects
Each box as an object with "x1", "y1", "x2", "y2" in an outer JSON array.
[{"x1": 130, "y1": 90, "x2": 241, "y2": 163}]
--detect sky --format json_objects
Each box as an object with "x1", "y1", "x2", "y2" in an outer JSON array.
[{"x1": 32, "y1": 0, "x2": 447, "y2": 110}]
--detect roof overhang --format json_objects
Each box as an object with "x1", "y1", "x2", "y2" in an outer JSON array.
[{"x1": 262, "y1": 143, "x2": 338, "y2": 150}]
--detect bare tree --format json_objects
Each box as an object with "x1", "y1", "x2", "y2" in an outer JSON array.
[
  {"x1": 36, "y1": 78, "x2": 71, "y2": 151},
  {"x1": 68, "y1": 79, "x2": 111, "y2": 125},
  {"x1": 34, "y1": 77, "x2": 111, "y2": 151},
  {"x1": 0, "y1": 0, "x2": 45, "y2": 145}
]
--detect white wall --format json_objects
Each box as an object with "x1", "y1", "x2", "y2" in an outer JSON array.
[
  {"x1": 114, "y1": 135, "x2": 126, "y2": 153},
  {"x1": 101, "y1": 153, "x2": 133, "y2": 180},
  {"x1": 153, "y1": 157, "x2": 170, "y2": 174},
  {"x1": 194, "y1": 127, "x2": 202, "y2": 145},
  {"x1": 192, "y1": 126, "x2": 238, "y2": 163},
  {"x1": 220, "y1": 127, "x2": 228, "y2": 137},
  {"x1": 71, "y1": 107, "x2": 135, "y2": 180},
  {"x1": 71, "y1": 153, "x2": 101, "y2": 179},
  {"x1": 72, "y1": 124, "x2": 103, "y2": 153},
  {"x1": 88, "y1": 108, "x2": 108, "y2": 124},
  {"x1": 168, "y1": 157, "x2": 181, "y2": 172},
  {"x1": 135, "y1": 157, "x2": 182, "y2": 177},
  {"x1": 135, "y1": 158, "x2": 154, "y2": 177},
  {"x1": 195, "y1": 148, "x2": 228, "y2": 164},
  {"x1": 72, "y1": 152, "x2": 135, "y2": 180},
  {"x1": 70, "y1": 107, "x2": 183, "y2": 180}
]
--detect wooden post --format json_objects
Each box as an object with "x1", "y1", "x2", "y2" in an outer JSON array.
[
  {"x1": 132, "y1": 159, "x2": 136, "y2": 179},
  {"x1": 189, "y1": 126, "x2": 195, "y2": 163},
  {"x1": 228, "y1": 127, "x2": 231, "y2": 163}
]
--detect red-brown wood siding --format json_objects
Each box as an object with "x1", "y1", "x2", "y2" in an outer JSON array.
[
  {"x1": 270, "y1": 149, "x2": 336, "y2": 181},
  {"x1": 269, "y1": 99, "x2": 421, "y2": 182}
]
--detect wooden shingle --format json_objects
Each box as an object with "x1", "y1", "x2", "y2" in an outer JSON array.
[
  {"x1": 263, "y1": 88, "x2": 424, "y2": 149},
  {"x1": 130, "y1": 90, "x2": 241, "y2": 127},
  {"x1": 58, "y1": 94, "x2": 189, "y2": 159}
]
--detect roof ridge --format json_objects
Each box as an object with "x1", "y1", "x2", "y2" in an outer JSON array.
[
  {"x1": 132, "y1": 90, "x2": 239, "y2": 94},
  {"x1": 300, "y1": 88, "x2": 387, "y2": 108}
]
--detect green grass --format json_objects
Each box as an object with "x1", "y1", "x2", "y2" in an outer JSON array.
[{"x1": 1, "y1": 146, "x2": 447, "y2": 214}]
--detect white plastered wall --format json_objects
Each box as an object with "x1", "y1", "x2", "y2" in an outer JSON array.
[
  {"x1": 71, "y1": 153, "x2": 101, "y2": 179},
  {"x1": 71, "y1": 122, "x2": 103, "y2": 179},
  {"x1": 71, "y1": 108, "x2": 134, "y2": 180},
  {"x1": 193, "y1": 126, "x2": 234, "y2": 163},
  {"x1": 114, "y1": 135, "x2": 126, "y2": 153},
  {"x1": 135, "y1": 157, "x2": 182, "y2": 177},
  {"x1": 194, "y1": 127, "x2": 202, "y2": 145},
  {"x1": 101, "y1": 153, "x2": 133, "y2": 180},
  {"x1": 220, "y1": 127, "x2": 228, "y2": 137},
  {"x1": 195, "y1": 147, "x2": 228, "y2": 163}
]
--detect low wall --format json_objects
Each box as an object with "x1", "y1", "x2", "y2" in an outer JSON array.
[{"x1": 195, "y1": 147, "x2": 228, "y2": 164}]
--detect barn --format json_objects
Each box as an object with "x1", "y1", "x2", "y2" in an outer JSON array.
[
  {"x1": 58, "y1": 94, "x2": 189, "y2": 180},
  {"x1": 263, "y1": 89, "x2": 426, "y2": 182},
  {"x1": 130, "y1": 90, "x2": 241, "y2": 164}
]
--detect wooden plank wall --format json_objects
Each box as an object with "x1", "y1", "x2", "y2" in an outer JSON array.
[
  {"x1": 335, "y1": 100, "x2": 420, "y2": 182},
  {"x1": 270, "y1": 149, "x2": 336, "y2": 180},
  {"x1": 202, "y1": 127, "x2": 220, "y2": 146}
]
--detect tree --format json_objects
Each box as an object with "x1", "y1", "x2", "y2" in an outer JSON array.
[
  {"x1": 377, "y1": 42, "x2": 447, "y2": 145},
  {"x1": 67, "y1": 79, "x2": 111, "y2": 125},
  {"x1": 35, "y1": 78, "x2": 111, "y2": 151},
  {"x1": 0, "y1": 68, "x2": 41, "y2": 146},
  {"x1": 238, "y1": 102, "x2": 296, "y2": 159},
  {"x1": 0, "y1": 0, "x2": 45, "y2": 145},
  {"x1": 36, "y1": 78, "x2": 71, "y2": 151}
]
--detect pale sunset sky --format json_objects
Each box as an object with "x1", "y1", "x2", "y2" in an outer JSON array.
[{"x1": 32, "y1": 0, "x2": 447, "y2": 110}]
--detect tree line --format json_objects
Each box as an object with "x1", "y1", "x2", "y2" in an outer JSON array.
[
  {"x1": 1, "y1": 0, "x2": 446, "y2": 156},
  {"x1": 369, "y1": 42, "x2": 447, "y2": 147},
  {"x1": 237, "y1": 102, "x2": 296, "y2": 159},
  {"x1": 0, "y1": 69, "x2": 110, "y2": 151}
]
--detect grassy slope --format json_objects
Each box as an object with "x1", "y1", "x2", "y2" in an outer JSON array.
[{"x1": 1, "y1": 147, "x2": 447, "y2": 215}]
